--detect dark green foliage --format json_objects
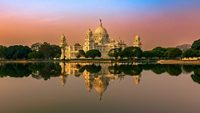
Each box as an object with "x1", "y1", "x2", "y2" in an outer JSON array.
[
  {"x1": 165, "y1": 65, "x2": 182, "y2": 76},
  {"x1": 120, "y1": 47, "x2": 143, "y2": 59},
  {"x1": 108, "y1": 64, "x2": 123, "y2": 74},
  {"x1": 29, "y1": 63, "x2": 61, "y2": 80},
  {"x1": 120, "y1": 65, "x2": 143, "y2": 76},
  {"x1": 0, "y1": 63, "x2": 61, "y2": 80},
  {"x1": 142, "y1": 51, "x2": 155, "y2": 58},
  {"x1": 182, "y1": 65, "x2": 195, "y2": 73},
  {"x1": 30, "y1": 42, "x2": 61, "y2": 59},
  {"x1": 108, "y1": 65, "x2": 143, "y2": 76},
  {"x1": 5, "y1": 45, "x2": 32, "y2": 59},
  {"x1": 85, "y1": 49, "x2": 101, "y2": 59},
  {"x1": 108, "y1": 48, "x2": 122, "y2": 60},
  {"x1": 0, "y1": 45, "x2": 7, "y2": 59},
  {"x1": 39, "y1": 42, "x2": 61, "y2": 59},
  {"x1": 51, "y1": 45, "x2": 61, "y2": 58},
  {"x1": 76, "y1": 50, "x2": 86, "y2": 58},
  {"x1": 79, "y1": 64, "x2": 101, "y2": 74},
  {"x1": 151, "y1": 64, "x2": 166, "y2": 74},
  {"x1": 28, "y1": 51, "x2": 44, "y2": 59},
  {"x1": 192, "y1": 39, "x2": 200, "y2": 50},
  {"x1": 79, "y1": 50, "x2": 86, "y2": 57},
  {"x1": 152, "y1": 47, "x2": 167, "y2": 58},
  {"x1": 0, "y1": 63, "x2": 32, "y2": 77},
  {"x1": 191, "y1": 74, "x2": 200, "y2": 84},
  {"x1": 182, "y1": 49, "x2": 200, "y2": 57},
  {"x1": 164, "y1": 48, "x2": 182, "y2": 59}
]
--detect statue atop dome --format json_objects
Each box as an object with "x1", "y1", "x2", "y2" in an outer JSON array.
[{"x1": 99, "y1": 19, "x2": 102, "y2": 26}]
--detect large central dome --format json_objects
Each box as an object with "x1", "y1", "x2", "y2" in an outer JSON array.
[
  {"x1": 93, "y1": 19, "x2": 110, "y2": 44},
  {"x1": 94, "y1": 20, "x2": 108, "y2": 35},
  {"x1": 94, "y1": 25, "x2": 108, "y2": 35}
]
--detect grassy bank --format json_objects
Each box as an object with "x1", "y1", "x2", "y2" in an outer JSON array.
[{"x1": 157, "y1": 60, "x2": 200, "y2": 65}]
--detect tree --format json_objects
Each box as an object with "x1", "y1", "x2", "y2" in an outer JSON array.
[
  {"x1": 28, "y1": 51, "x2": 44, "y2": 59},
  {"x1": 142, "y1": 51, "x2": 155, "y2": 59},
  {"x1": 0, "y1": 45, "x2": 7, "y2": 59},
  {"x1": 164, "y1": 48, "x2": 182, "y2": 59},
  {"x1": 120, "y1": 47, "x2": 143, "y2": 59},
  {"x1": 39, "y1": 42, "x2": 61, "y2": 59},
  {"x1": 182, "y1": 49, "x2": 200, "y2": 58},
  {"x1": 39, "y1": 42, "x2": 52, "y2": 59},
  {"x1": 51, "y1": 45, "x2": 61, "y2": 58},
  {"x1": 152, "y1": 47, "x2": 167, "y2": 58},
  {"x1": 85, "y1": 49, "x2": 101, "y2": 59},
  {"x1": 6, "y1": 45, "x2": 32, "y2": 59},
  {"x1": 31, "y1": 43, "x2": 42, "y2": 51},
  {"x1": 192, "y1": 39, "x2": 200, "y2": 50},
  {"x1": 76, "y1": 50, "x2": 86, "y2": 58},
  {"x1": 108, "y1": 48, "x2": 122, "y2": 60}
]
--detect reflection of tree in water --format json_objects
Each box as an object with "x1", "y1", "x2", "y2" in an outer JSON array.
[
  {"x1": 108, "y1": 65, "x2": 143, "y2": 76},
  {"x1": 108, "y1": 64, "x2": 122, "y2": 75},
  {"x1": 182, "y1": 65, "x2": 195, "y2": 74},
  {"x1": 0, "y1": 63, "x2": 61, "y2": 80},
  {"x1": 2, "y1": 63, "x2": 200, "y2": 86},
  {"x1": 165, "y1": 65, "x2": 182, "y2": 76},
  {"x1": 0, "y1": 63, "x2": 31, "y2": 77},
  {"x1": 190, "y1": 65, "x2": 200, "y2": 84},
  {"x1": 78, "y1": 64, "x2": 101, "y2": 74},
  {"x1": 108, "y1": 64, "x2": 143, "y2": 85},
  {"x1": 142, "y1": 64, "x2": 182, "y2": 76},
  {"x1": 29, "y1": 63, "x2": 61, "y2": 80},
  {"x1": 191, "y1": 74, "x2": 200, "y2": 84},
  {"x1": 151, "y1": 65, "x2": 166, "y2": 75}
]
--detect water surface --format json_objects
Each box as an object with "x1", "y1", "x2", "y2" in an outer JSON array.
[{"x1": 0, "y1": 63, "x2": 199, "y2": 113}]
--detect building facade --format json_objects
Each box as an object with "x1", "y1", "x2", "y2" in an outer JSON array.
[{"x1": 60, "y1": 20, "x2": 141, "y2": 59}]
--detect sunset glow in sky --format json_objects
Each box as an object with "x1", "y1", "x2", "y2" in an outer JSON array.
[{"x1": 0, "y1": 0, "x2": 200, "y2": 49}]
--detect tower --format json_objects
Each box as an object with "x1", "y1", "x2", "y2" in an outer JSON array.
[
  {"x1": 83, "y1": 29, "x2": 95, "y2": 52},
  {"x1": 133, "y1": 35, "x2": 142, "y2": 48},
  {"x1": 60, "y1": 34, "x2": 68, "y2": 60}
]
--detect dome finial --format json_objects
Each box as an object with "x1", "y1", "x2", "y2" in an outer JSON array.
[{"x1": 99, "y1": 18, "x2": 102, "y2": 26}]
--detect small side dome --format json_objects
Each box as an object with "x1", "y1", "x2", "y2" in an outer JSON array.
[
  {"x1": 61, "y1": 34, "x2": 66, "y2": 41},
  {"x1": 87, "y1": 29, "x2": 93, "y2": 36}
]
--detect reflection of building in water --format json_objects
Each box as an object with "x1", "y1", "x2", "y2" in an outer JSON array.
[
  {"x1": 132, "y1": 74, "x2": 141, "y2": 85},
  {"x1": 93, "y1": 76, "x2": 109, "y2": 100},
  {"x1": 59, "y1": 63, "x2": 143, "y2": 100},
  {"x1": 83, "y1": 70, "x2": 94, "y2": 92},
  {"x1": 59, "y1": 62, "x2": 81, "y2": 86},
  {"x1": 60, "y1": 75, "x2": 67, "y2": 86}
]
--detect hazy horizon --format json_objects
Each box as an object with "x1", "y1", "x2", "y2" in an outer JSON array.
[{"x1": 1, "y1": 0, "x2": 200, "y2": 50}]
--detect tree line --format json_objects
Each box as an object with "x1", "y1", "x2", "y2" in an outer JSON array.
[
  {"x1": 77, "y1": 38, "x2": 200, "y2": 60},
  {"x1": 0, "y1": 42, "x2": 61, "y2": 60},
  {"x1": 1, "y1": 39, "x2": 200, "y2": 60}
]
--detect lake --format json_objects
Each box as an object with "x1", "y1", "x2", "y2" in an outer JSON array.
[{"x1": 0, "y1": 62, "x2": 200, "y2": 113}]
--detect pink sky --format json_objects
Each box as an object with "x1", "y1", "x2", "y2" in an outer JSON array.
[{"x1": 0, "y1": 0, "x2": 200, "y2": 50}]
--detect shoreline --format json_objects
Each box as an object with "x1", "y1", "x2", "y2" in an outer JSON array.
[
  {"x1": 0, "y1": 59, "x2": 155, "y2": 64},
  {"x1": 1, "y1": 59, "x2": 200, "y2": 65},
  {"x1": 157, "y1": 60, "x2": 200, "y2": 65}
]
